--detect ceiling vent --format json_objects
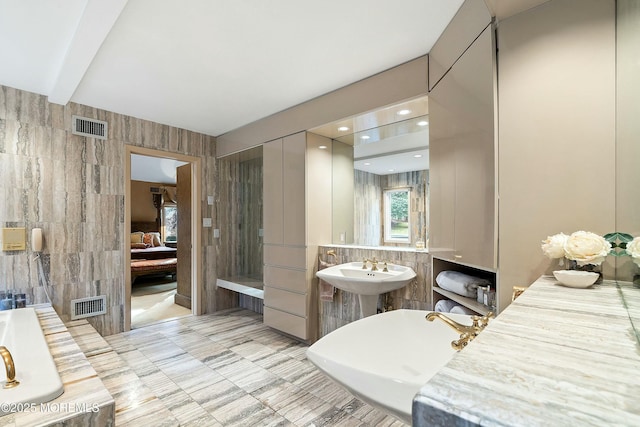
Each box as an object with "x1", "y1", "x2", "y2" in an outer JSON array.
[{"x1": 72, "y1": 115, "x2": 108, "y2": 140}]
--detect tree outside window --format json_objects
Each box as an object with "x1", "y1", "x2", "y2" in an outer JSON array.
[
  {"x1": 384, "y1": 188, "x2": 411, "y2": 243},
  {"x1": 163, "y1": 205, "x2": 178, "y2": 242}
]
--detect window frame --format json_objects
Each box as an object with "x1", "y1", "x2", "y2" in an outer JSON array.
[{"x1": 383, "y1": 187, "x2": 411, "y2": 244}]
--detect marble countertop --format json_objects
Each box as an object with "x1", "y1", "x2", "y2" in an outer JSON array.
[{"x1": 413, "y1": 276, "x2": 640, "y2": 426}]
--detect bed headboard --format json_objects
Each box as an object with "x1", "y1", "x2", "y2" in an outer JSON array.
[{"x1": 131, "y1": 221, "x2": 159, "y2": 233}]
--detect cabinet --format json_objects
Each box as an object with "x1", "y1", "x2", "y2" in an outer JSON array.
[
  {"x1": 263, "y1": 132, "x2": 332, "y2": 342},
  {"x1": 429, "y1": 25, "x2": 497, "y2": 271},
  {"x1": 432, "y1": 256, "x2": 496, "y2": 316}
]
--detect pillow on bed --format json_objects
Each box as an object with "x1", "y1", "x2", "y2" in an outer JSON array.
[
  {"x1": 131, "y1": 242, "x2": 148, "y2": 249},
  {"x1": 130, "y1": 232, "x2": 144, "y2": 244},
  {"x1": 143, "y1": 232, "x2": 162, "y2": 247}
]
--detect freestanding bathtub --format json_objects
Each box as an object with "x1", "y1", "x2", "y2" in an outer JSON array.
[
  {"x1": 0, "y1": 308, "x2": 64, "y2": 412},
  {"x1": 307, "y1": 309, "x2": 474, "y2": 424}
]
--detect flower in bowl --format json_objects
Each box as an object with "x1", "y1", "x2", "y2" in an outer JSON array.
[{"x1": 626, "y1": 236, "x2": 640, "y2": 267}]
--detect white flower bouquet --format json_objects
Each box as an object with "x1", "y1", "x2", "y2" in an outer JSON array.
[{"x1": 541, "y1": 231, "x2": 612, "y2": 266}]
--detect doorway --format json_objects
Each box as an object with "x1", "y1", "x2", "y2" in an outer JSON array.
[{"x1": 124, "y1": 146, "x2": 202, "y2": 331}]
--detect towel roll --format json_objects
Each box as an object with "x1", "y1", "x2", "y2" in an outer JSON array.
[
  {"x1": 450, "y1": 305, "x2": 476, "y2": 315},
  {"x1": 434, "y1": 299, "x2": 457, "y2": 313},
  {"x1": 436, "y1": 270, "x2": 492, "y2": 298}
]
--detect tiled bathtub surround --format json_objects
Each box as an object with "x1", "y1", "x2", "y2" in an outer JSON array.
[
  {"x1": 318, "y1": 246, "x2": 431, "y2": 337},
  {"x1": 0, "y1": 85, "x2": 219, "y2": 335},
  {"x1": 413, "y1": 277, "x2": 640, "y2": 426},
  {"x1": 0, "y1": 305, "x2": 114, "y2": 426}
]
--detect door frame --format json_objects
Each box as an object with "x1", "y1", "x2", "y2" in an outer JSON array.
[{"x1": 124, "y1": 145, "x2": 203, "y2": 331}]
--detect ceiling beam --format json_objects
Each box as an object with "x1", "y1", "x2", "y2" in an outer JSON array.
[{"x1": 48, "y1": 0, "x2": 129, "y2": 105}]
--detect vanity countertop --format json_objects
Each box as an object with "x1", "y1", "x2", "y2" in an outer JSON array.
[{"x1": 412, "y1": 276, "x2": 640, "y2": 426}]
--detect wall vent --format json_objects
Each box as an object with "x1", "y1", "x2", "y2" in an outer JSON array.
[
  {"x1": 72, "y1": 115, "x2": 108, "y2": 140},
  {"x1": 149, "y1": 186, "x2": 162, "y2": 194},
  {"x1": 71, "y1": 295, "x2": 107, "y2": 320}
]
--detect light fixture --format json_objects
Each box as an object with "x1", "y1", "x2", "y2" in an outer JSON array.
[
  {"x1": 338, "y1": 126, "x2": 349, "y2": 132},
  {"x1": 397, "y1": 109, "x2": 411, "y2": 115},
  {"x1": 364, "y1": 162, "x2": 371, "y2": 166},
  {"x1": 388, "y1": 169, "x2": 395, "y2": 172},
  {"x1": 360, "y1": 135, "x2": 370, "y2": 140},
  {"x1": 417, "y1": 120, "x2": 428, "y2": 126},
  {"x1": 319, "y1": 145, "x2": 327, "y2": 150},
  {"x1": 413, "y1": 154, "x2": 423, "y2": 158}
]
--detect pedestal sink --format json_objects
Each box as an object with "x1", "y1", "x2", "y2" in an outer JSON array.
[{"x1": 316, "y1": 262, "x2": 416, "y2": 317}]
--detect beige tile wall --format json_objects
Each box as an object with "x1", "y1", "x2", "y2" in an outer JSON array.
[{"x1": 0, "y1": 85, "x2": 219, "y2": 335}]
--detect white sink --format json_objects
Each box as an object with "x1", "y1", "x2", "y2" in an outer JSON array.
[
  {"x1": 316, "y1": 262, "x2": 416, "y2": 317},
  {"x1": 307, "y1": 309, "x2": 472, "y2": 424}
]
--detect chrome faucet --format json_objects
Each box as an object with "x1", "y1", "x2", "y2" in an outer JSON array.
[
  {"x1": 426, "y1": 311, "x2": 494, "y2": 351},
  {"x1": 0, "y1": 346, "x2": 19, "y2": 388}
]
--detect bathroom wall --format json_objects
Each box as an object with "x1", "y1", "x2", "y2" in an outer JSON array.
[
  {"x1": 318, "y1": 246, "x2": 431, "y2": 337},
  {"x1": 353, "y1": 169, "x2": 428, "y2": 247},
  {"x1": 496, "y1": 0, "x2": 616, "y2": 309},
  {"x1": 0, "y1": 85, "x2": 218, "y2": 335}
]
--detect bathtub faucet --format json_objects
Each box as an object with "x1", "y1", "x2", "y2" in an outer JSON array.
[
  {"x1": 0, "y1": 346, "x2": 20, "y2": 389},
  {"x1": 425, "y1": 312, "x2": 494, "y2": 351}
]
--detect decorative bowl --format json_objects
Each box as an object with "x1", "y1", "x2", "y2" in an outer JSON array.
[{"x1": 553, "y1": 270, "x2": 599, "y2": 288}]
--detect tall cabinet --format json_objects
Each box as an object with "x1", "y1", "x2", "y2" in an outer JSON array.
[
  {"x1": 428, "y1": 0, "x2": 499, "y2": 313},
  {"x1": 263, "y1": 132, "x2": 332, "y2": 342}
]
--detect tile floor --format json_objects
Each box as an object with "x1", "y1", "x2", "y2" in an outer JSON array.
[{"x1": 68, "y1": 309, "x2": 407, "y2": 426}]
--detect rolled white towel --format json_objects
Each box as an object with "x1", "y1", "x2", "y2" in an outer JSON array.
[
  {"x1": 436, "y1": 271, "x2": 491, "y2": 298},
  {"x1": 434, "y1": 299, "x2": 458, "y2": 313},
  {"x1": 450, "y1": 305, "x2": 476, "y2": 315}
]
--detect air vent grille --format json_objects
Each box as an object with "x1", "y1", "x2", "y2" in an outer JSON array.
[
  {"x1": 72, "y1": 115, "x2": 108, "y2": 140},
  {"x1": 71, "y1": 295, "x2": 107, "y2": 320}
]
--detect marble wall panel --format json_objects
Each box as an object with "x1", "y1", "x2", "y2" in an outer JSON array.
[
  {"x1": 0, "y1": 85, "x2": 218, "y2": 335},
  {"x1": 317, "y1": 246, "x2": 431, "y2": 337}
]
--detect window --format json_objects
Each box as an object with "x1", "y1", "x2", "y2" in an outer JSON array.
[
  {"x1": 162, "y1": 205, "x2": 178, "y2": 242},
  {"x1": 384, "y1": 188, "x2": 411, "y2": 243}
]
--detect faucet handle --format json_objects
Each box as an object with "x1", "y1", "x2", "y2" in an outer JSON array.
[
  {"x1": 362, "y1": 258, "x2": 368, "y2": 269},
  {"x1": 382, "y1": 261, "x2": 388, "y2": 272}
]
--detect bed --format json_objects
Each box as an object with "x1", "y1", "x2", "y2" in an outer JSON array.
[{"x1": 130, "y1": 225, "x2": 177, "y2": 283}]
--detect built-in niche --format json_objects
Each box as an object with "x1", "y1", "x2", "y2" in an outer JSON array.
[{"x1": 216, "y1": 146, "x2": 264, "y2": 308}]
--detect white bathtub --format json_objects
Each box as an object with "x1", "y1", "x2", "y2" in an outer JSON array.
[
  {"x1": 0, "y1": 308, "x2": 64, "y2": 412},
  {"x1": 307, "y1": 309, "x2": 473, "y2": 424}
]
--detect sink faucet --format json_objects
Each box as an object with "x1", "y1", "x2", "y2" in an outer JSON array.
[
  {"x1": 362, "y1": 257, "x2": 379, "y2": 271},
  {"x1": 0, "y1": 346, "x2": 19, "y2": 389},
  {"x1": 426, "y1": 311, "x2": 494, "y2": 351}
]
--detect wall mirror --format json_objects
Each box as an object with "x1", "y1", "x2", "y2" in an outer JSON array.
[
  {"x1": 615, "y1": 0, "x2": 640, "y2": 343},
  {"x1": 309, "y1": 96, "x2": 429, "y2": 248}
]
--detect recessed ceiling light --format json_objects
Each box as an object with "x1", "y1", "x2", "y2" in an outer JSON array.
[
  {"x1": 364, "y1": 162, "x2": 371, "y2": 166},
  {"x1": 417, "y1": 120, "x2": 428, "y2": 126},
  {"x1": 388, "y1": 169, "x2": 395, "y2": 172},
  {"x1": 338, "y1": 126, "x2": 349, "y2": 132},
  {"x1": 397, "y1": 109, "x2": 411, "y2": 115},
  {"x1": 360, "y1": 135, "x2": 370, "y2": 140},
  {"x1": 319, "y1": 145, "x2": 327, "y2": 150},
  {"x1": 413, "y1": 154, "x2": 423, "y2": 158}
]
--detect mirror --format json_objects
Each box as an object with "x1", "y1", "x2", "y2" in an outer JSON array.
[
  {"x1": 616, "y1": 0, "x2": 640, "y2": 345},
  {"x1": 309, "y1": 96, "x2": 430, "y2": 248}
]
